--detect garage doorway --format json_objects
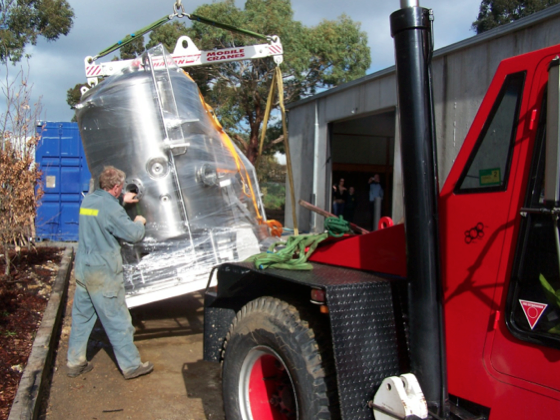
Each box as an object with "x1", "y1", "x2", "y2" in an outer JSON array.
[{"x1": 329, "y1": 109, "x2": 395, "y2": 231}]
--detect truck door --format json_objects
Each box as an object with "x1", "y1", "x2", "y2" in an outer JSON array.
[
  {"x1": 441, "y1": 47, "x2": 560, "y2": 416},
  {"x1": 439, "y1": 63, "x2": 528, "y2": 406},
  {"x1": 486, "y1": 54, "x2": 560, "y2": 400}
]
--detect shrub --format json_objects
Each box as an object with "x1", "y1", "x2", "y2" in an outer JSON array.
[{"x1": 0, "y1": 63, "x2": 43, "y2": 277}]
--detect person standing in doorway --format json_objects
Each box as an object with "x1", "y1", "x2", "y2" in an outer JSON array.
[
  {"x1": 344, "y1": 186, "x2": 357, "y2": 223},
  {"x1": 368, "y1": 174, "x2": 384, "y2": 230},
  {"x1": 67, "y1": 166, "x2": 153, "y2": 380},
  {"x1": 332, "y1": 178, "x2": 347, "y2": 216}
]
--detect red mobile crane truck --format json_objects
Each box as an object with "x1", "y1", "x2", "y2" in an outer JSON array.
[{"x1": 203, "y1": 1, "x2": 560, "y2": 419}]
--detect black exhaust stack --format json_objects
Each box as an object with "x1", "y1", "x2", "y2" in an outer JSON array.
[{"x1": 390, "y1": 2, "x2": 448, "y2": 418}]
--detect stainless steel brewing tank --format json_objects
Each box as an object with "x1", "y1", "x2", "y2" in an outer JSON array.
[{"x1": 76, "y1": 67, "x2": 242, "y2": 241}]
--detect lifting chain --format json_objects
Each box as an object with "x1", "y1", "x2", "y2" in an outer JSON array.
[{"x1": 173, "y1": 0, "x2": 187, "y2": 18}]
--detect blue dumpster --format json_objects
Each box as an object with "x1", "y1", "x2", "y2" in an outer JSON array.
[{"x1": 35, "y1": 122, "x2": 91, "y2": 241}]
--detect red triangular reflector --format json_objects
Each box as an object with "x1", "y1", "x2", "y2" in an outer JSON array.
[{"x1": 519, "y1": 300, "x2": 547, "y2": 330}]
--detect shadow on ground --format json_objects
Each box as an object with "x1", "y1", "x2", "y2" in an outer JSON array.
[{"x1": 132, "y1": 293, "x2": 205, "y2": 341}]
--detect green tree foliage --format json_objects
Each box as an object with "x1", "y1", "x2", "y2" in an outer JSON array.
[
  {"x1": 119, "y1": 35, "x2": 145, "y2": 59},
  {"x1": 256, "y1": 154, "x2": 286, "y2": 184},
  {"x1": 148, "y1": 0, "x2": 370, "y2": 164},
  {"x1": 260, "y1": 181, "x2": 286, "y2": 211},
  {"x1": 472, "y1": 0, "x2": 560, "y2": 34},
  {"x1": 146, "y1": 20, "x2": 186, "y2": 51},
  {"x1": 0, "y1": 0, "x2": 74, "y2": 63},
  {"x1": 66, "y1": 83, "x2": 83, "y2": 109},
  {"x1": 66, "y1": 82, "x2": 89, "y2": 122}
]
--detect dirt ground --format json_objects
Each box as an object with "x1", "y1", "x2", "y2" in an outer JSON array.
[
  {"x1": 41, "y1": 269, "x2": 225, "y2": 420},
  {"x1": 0, "y1": 247, "x2": 63, "y2": 420}
]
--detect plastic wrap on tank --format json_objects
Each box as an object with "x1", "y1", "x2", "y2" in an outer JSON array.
[{"x1": 75, "y1": 44, "x2": 270, "y2": 307}]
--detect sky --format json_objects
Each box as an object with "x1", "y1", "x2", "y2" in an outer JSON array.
[{"x1": 3, "y1": 0, "x2": 483, "y2": 122}]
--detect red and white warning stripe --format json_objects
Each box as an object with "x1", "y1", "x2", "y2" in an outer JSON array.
[
  {"x1": 86, "y1": 66, "x2": 102, "y2": 77},
  {"x1": 269, "y1": 44, "x2": 282, "y2": 55}
]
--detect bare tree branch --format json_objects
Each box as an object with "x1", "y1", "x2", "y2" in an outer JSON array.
[
  {"x1": 0, "y1": 61, "x2": 43, "y2": 277},
  {"x1": 232, "y1": 133, "x2": 248, "y2": 149}
]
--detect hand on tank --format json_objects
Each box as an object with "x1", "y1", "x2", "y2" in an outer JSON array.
[
  {"x1": 134, "y1": 215, "x2": 147, "y2": 225},
  {"x1": 123, "y1": 192, "x2": 139, "y2": 204}
]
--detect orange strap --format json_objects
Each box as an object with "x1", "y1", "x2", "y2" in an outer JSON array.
[
  {"x1": 266, "y1": 220, "x2": 283, "y2": 237},
  {"x1": 183, "y1": 71, "x2": 264, "y2": 222}
]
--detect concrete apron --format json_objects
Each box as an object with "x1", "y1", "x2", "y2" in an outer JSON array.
[{"x1": 8, "y1": 247, "x2": 74, "y2": 420}]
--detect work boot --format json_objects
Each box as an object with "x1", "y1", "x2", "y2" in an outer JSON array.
[
  {"x1": 123, "y1": 361, "x2": 153, "y2": 380},
  {"x1": 67, "y1": 362, "x2": 94, "y2": 378}
]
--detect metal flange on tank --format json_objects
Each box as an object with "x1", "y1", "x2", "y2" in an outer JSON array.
[{"x1": 75, "y1": 44, "x2": 267, "y2": 306}]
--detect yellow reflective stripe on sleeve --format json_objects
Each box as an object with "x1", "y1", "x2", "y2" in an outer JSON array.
[{"x1": 80, "y1": 208, "x2": 99, "y2": 216}]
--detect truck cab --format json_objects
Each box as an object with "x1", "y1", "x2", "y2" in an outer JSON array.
[{"x1": 440, "y1": 45, "x2": 560, "y2": 418}]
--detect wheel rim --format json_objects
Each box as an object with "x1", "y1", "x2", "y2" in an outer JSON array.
[{"x1": 239, "y1": 346, "x2": 297, "y2": 420}]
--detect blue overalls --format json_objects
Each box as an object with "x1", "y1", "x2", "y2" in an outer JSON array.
[{"x1": 67, "y1": 189, "x2": 145, "y2": 375}]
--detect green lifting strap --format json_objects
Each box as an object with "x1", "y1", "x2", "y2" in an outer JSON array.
[
  {"x1": 188, "y1": 14, "x2": 269, "y2": 41},
  {"x1": 94, "y1": 15, "x2": 173, "y2": 60},
  {"x1": 325, "y1": 216, "x2": 352, "y2": 238},
  {"x1": 245, "y1": 217, "x2": 352, "y2": 271},
  {"x1": 93, "y1": 10, "x2": 272, "y2": 61}
]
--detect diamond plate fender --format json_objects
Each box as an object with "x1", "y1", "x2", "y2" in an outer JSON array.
[{"x1": 203, "y1": 262, "x2": 409, "y2": 420}]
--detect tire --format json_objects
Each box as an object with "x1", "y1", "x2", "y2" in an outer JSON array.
[{"x1": 222, "y1": 296, "x2": 337, "y2": 420}]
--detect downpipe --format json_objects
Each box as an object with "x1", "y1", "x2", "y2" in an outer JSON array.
[{"x1": 390, "y1": 3, "x2": 448, "y2": 419}]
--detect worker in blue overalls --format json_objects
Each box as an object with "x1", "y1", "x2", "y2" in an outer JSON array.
[{"x1": 66, "y1": 166, "x2": 153, "y2": 379}]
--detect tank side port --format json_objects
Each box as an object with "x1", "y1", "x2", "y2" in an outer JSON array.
[
  {"x1": 125, "y1": 178, "x2": 144, "y2": 200},
  {"x1": 146, "y1": 157, "x2": 170, "y2": 179}
]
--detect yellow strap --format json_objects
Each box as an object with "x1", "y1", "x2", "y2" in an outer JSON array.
[
  {"x1": 275, "y1": 66, "x2": 298, "y2": 236},
  {"x1": 80, "y1": 208, "x2": 99, "y2": 216},
  {"x1": 258, "y1": 71, "x2": 277, "y2": 157},
  {"x1": 255, "y1": 66, "x2": 299, "y2": 235}
]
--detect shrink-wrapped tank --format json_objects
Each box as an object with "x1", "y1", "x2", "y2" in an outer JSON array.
[{"x1": 76, "y1": 45, "x2": 269, "y2": 307}]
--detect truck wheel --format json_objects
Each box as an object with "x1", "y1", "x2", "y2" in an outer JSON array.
[{"x1": 222, "y1": 296, "x2": 336, "y2": 420}]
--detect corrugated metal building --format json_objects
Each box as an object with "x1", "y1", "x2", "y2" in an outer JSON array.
[{"x1": 286, "y1": 5, "x2": 560, "y2": 233}]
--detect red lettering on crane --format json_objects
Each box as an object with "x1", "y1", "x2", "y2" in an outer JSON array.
[
  {"x1": 206, "y1": 52, "x2": 245, "y2": 62},
  {"x1": 207, "y1": 49, "x2": 245, "y2": 58}
]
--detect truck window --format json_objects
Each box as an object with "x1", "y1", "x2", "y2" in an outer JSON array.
[
  {"x1": 507, "y1": 89, "x2": 560, "y2": 349},
  {"x1": 456, "y1": 72, "x2": 526, "y2": 193}
]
